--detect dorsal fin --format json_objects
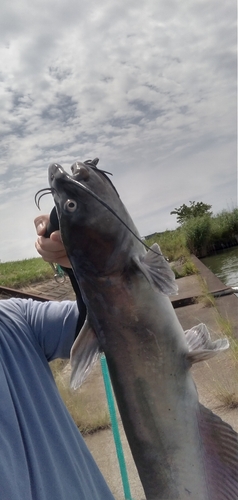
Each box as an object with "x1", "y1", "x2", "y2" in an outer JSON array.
[
  {"x1": 132, "y1": 243, "x2": 178, "y2": 295},
  {"x1": 70, "y1": 318, "x2": 100, "y2": 389},
  {"x1": 185, "y1": 323, "x2": 229, "y2": 364},
  {"x1": 198, "y1": 404, "x2": 238, "y2": 499}
]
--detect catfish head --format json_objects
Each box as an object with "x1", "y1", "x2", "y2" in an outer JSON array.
[{"x1": 48, "y1": 159, "x2": 142, "y2": 277}]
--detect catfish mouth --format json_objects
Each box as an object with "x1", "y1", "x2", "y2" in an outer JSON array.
[
  {"x1": 35, "y1": 162, "x2": 89, "y2": 209},
  {"x1": 35, "y1": 157, "x2": 116, "y2": 210},
  {"x1": 49, "y1": 162, "x2": 91, "y2": 185}
]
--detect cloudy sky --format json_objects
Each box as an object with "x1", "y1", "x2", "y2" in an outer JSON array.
[{"x1": 0, "y1": 0, "x2": 236, "y2": 262}]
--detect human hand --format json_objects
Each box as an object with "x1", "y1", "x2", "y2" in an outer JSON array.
[{"x1": 34, "y1": 215, "x2": 71, "y2": 268}]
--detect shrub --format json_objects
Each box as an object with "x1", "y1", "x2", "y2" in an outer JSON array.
[
  {"x1": 145, "y1": 228, "x2": 189, "y2": 262},
  {"x1": 183, "y1": 215, "x2": 212, "y2": 257}
]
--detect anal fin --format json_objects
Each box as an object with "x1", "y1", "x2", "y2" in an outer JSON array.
[{"x1": 69, "y1": 318, "x2": 100, "y2": 390}]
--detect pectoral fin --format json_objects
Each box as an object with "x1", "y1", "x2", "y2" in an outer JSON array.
[
  {"x1": 132, "y1": 243, "x2": 178, "y2": 295},
  {"x1": 198, "y1": 403, "x2": 238, "y2": 499},
  {"x1": 185, "y1": 323, "x2": 229, "y2": 364},
  {"x1": 70, "y1": 318, "x2": 101, "y2": 389}
]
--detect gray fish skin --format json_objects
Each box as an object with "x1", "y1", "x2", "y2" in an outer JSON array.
[{"x1": 48, "y1": 161, "x2": 238, "y2": 500}]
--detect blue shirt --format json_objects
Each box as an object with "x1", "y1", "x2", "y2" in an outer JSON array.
[{"x1": 0, "y1": 298, "x2": 115, "y2": 500}]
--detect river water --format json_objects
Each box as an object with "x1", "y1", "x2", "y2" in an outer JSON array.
[{"x1": 201, "y1": 246, "x2": 238, "y2": 291}]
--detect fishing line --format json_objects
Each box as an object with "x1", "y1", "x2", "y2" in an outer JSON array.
[
  {"x1": 35, "y1": 168, "x2": 161, "y2": 257},
  {"x1": 62, "y1": 172, "x2": 162, "y2": 257}
]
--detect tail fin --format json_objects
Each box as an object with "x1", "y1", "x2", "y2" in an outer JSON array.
[{"x1": 199, "y1": 404, "x2": 238, "y2": 499}]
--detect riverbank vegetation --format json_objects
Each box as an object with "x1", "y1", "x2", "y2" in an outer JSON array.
[
  {"x1": 0, "y1": 207, "x2": 237, "y2": 288},
  {"x1": 147, "y1": 206, "x2": 238, "y2": 261},
  {"x1": 183, "y1": 208, "x2": 238, "y2": 257}
]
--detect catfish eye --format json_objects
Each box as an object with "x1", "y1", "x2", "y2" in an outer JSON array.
[{"x1": 64, "y1": 199, "x2": 77, "y2": 212}]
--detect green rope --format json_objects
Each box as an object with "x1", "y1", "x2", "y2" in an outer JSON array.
[{"x1": 100, "y1": 354, "x2": 133, "y2": 500}]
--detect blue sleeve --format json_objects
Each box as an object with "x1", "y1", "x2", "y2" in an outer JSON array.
[
  {"x1": 0, "y1": 298, "x2": 79, "y2": 361},
  {"x1": 24, "y1": 299, "x2": 79, "y2": 361}
]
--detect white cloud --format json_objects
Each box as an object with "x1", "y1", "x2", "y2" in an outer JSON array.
[{"x1": 0, "y1": 0, "x2": 236, "y2": 262}]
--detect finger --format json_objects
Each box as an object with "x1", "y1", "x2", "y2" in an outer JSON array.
[
  {"x1": 35, "y1": 239, "x2": 71, "y2": 267},
  {"x1": 50, "y1": 231, "x2": 63, "y2": 243},
  {"x1": 34, "y1": 215, "x2": 49, "y2": 236},
  {"x1": 36, "y1": 235, "x2": 63, "y2": 253}
]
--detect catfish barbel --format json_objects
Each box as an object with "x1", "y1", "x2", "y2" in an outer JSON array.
[{"x1": 37, "y1": 158, "x2": 238, "y2": 500}]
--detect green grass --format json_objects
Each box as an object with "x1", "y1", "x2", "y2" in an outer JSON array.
[
  {"x1": 145, "y1": 229, "x2": 198, "y2": 278},
  {"x1": 50, "y1": 359, "x2": 111, "y2": 435},
  {"x1": 172, "y1": 258, "x2": 198, "y2": 279},
  {"x1": 196, "y1": 276, "x2": 216, "y2": 307},
  {"x1": 0, "y1": 258, "x2": 53, "y2": 288},
  {"x1": 216, "y1": 312, "x2": 238, "y2": 363},
  {"x1": 145, "y1": 228, "x2": 189, "y2": 262},
  {"x1": 57, "y1": 383, "x2": 111, "y2": 435},
  {"x1": 216, "y1": 390, "x2": 238, "y2": 410}
]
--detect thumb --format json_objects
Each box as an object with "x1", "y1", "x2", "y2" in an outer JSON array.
[{"x1": 50, "y1": 230, "x2": 63, "y2": 243}]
